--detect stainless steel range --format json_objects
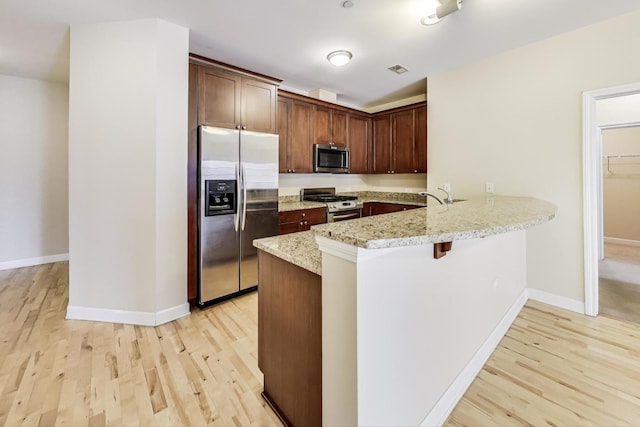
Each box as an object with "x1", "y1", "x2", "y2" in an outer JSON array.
[{"x1": 301, "y1": 187, "x2": 363, "y2": 223}]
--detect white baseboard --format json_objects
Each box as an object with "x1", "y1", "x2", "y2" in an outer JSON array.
[
  {"x1": 0, "y1": 253, "x2": 69, "y2": 271},
  {"x1": 66, "y1": 302, "x2": 190, "y2": 326},
  {"x1": 526, "y1": 288, "x2": 585, "y2": 314},
  {"x1": 420, "y1": 289, "x2": 528, "y2": 427},
  {"x1": 156, "y1": 303, "x2": 191, "y2": 325},
  {"x1": 604, "y1": 237, "x2": 640, "y2": 248}
]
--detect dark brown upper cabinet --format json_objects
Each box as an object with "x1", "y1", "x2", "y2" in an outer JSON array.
[
  {"x1": 277, "y1": 91, "x2": 425, "y2": 175},
  {"x1": 277, "y1": 95, "x2": 314, "y2": 173},
  {"x1": 413, "y1": 105, "x2": 427, "y2": 173},
  {"x1": 197, "y1": 63, "x2": 278, "y2": 134},
  {"x1": 314, "y1": 105, "x2": 347, "y2": 147},
  {"x1": 346, "y1": 113, "x2": 371, "y2": 174},
  {"x1": 372, "y1": 102, "x2": 427, "y2": 174}
]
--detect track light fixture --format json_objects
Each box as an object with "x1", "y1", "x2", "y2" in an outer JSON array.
[{"x1": 421, "y1": 0, "x2": 463, "y2": 25}]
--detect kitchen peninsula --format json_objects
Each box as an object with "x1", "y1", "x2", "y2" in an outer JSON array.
[{"x1": 254, "y1": 196, "x2": 556, "y2": 427}]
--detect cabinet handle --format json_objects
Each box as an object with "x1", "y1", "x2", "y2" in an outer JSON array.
[
  {"x1": 242, "y1": 125, "x2": 247, "y2": 130},
  {"x1": 300, "y1": 221, "x2": 304, "y2": 226},
  {"x1": 414, "y1": 169, "x2": 418, "y2": 173},
  {"x1": 391, "y1": 170, "x2": 395, "y2": 174},
  {"x1": 304, "y1": 220, "x2": 308, "y2": 225},
  {"x1": 236, "y1": 125, "x2": 241, "y2": 130},
  {"x1": 292, "y1": 169, "x2": 296, "y2": 173},
  {"x1": 302, "y1": 212, "x2": 306, "y2": 217}
]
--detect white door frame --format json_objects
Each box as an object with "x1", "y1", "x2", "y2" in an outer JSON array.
[{"x1": 583, "y1": 82, "x2": 640, "y2": 316}]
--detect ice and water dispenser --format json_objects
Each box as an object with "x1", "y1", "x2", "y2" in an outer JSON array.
[{"x1": 204, "y1": 180, "x2": 236, "y2": 216}]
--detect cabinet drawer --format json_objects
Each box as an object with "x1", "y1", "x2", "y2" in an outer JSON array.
[
  {"x1": 278, "y1": 207, "x2": 326, "y2": 224},
  {"x1": 278, "y1": 207, "x2": 326, "y2": 235}
]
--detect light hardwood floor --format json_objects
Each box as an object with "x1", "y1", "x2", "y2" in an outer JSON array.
[
  {"x1": 446, "y1": 300, "x2": 640, "y2": 426},
  {"x1": 0, "y1": 262, "x2": 282, "y2": 426},
  {"x1": 3, "y1": 263, "x2": 640, "y2": 426}
]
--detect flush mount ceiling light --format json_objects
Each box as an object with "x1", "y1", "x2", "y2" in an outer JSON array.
[
  {"x1": 327, "y1": 50, "x2": 352, "y2": 66},
  {"x1": 421, "y1": 0, "x2": 463, "y2": 25}
]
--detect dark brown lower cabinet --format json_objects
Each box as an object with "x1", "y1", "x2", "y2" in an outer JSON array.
[
  {"x1": 363, "y1": 202, "x2": 422, "y2": 216},
  {"x1": 278, "y1": 207, "x2": 326, "y2": 235},
  {"x1": 258, "y1": 251, "x2": 322, "y2": 427}
]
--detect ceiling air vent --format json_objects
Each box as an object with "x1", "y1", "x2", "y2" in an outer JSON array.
[{"x1": 387, "y1": 64, "x2": 408, "y2": 74}]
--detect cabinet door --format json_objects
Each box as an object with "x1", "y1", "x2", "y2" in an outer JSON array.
[
  {"x1": 242, "y1": 78, "x2": 277, "y2": 133},
  {"x1": 347, "y1": 113, "x2": 370, "y2": 174},
  {"x1": 393, "y1": 109, "x2": 415, "y2": 173},
  {"x1": 198, "y1": 66, "x2": 241, "y2": 129},
  {"x1": 361, "y1": 202, "x2": 372, "y2": 217},
  {"x1": 290, "y1": 101, "x2": 314, "y2": 173},
  {"x1": 332, "y1": 110, "x2": 347, "y2": 146},
  {"x1": 413, "y1": 105, "x2": 427, "y2": 173},
  {"x1": 313, "y1": 105, "x2": 332, "y2": 145},
  {"x1": 277, "y1": 97, "x2": 292, "y2": 173},
  {"x1": 372, "y1": 115, "x2": 392, "y2": 174}
]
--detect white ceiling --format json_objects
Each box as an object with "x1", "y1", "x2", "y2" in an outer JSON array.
[{"x1": 1, "y1": 0, "x2": 640, "y2": 108}]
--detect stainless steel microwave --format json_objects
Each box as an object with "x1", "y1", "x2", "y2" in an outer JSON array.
[{"x1": 313, "y1": 144, "x2": 350, "y2": 173}]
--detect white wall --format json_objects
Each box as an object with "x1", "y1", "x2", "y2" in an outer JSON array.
[
  {"x1": 427, "y1": 10, "x2": 640, "y2": 302},
  {"x1": 0, "y1": 75, "x2": 69, "y2": 269},
  {"x1": 67, "y1": 19, "x2": 189, "y2": 325},
  {"x1": 319, "y1": 231, "x2": 527, "y2": 426}
]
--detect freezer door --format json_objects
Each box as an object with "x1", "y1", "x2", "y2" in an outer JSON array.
[
  {"x1": 199, "y1": 214, "x2": 240, "y2": 302},
  {"x1": 239, "y1": 131, "x2": 279, "y2": 290},
  {"x1": 199, "y1": 126, "x2": 240, "y2": 304}
]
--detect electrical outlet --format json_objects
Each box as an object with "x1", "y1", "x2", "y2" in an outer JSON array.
[
  {"x1": 485, "y1": 182, "x2": 494, "y2": 194},
  {"x1": 443, "y1": 183, "x2": 451, "y2": 192}
]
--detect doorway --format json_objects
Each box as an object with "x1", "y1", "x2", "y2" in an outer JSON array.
[
  {"x1": 583, "y1": 83, "x2": 640, "y2": 317},
  {"x1": 598, "y1": 125, "x2": 640, "y2": 323}
]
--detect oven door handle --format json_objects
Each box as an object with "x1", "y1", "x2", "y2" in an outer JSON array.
[{"x1": 331, "y1": 212, "x2": 361, "y2": 220}]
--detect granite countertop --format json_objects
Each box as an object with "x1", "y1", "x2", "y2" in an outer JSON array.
[
  {"x1": 256, "y1": 196, "x2": 556, "y2": 274},
  {"x1": 312, "y1": 196, "x2": 556, "y2": 249},
  {"x1": 253, "y1": 230, "x2": 321, "y2": 275},
  {"x1": 278, "y1": 201, "x2": 326, "y2": 212}
]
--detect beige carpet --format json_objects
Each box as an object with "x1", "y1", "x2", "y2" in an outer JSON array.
[
  {"x1": 599, "y1": 277, "x2": 640, "y2": 324},
  {"x1": 600, "y1": 242, "x2": 640, "y2": 324}
]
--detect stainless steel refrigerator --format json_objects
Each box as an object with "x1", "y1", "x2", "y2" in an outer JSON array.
[{"x1": 198, "y1": 125, "x2": 279, "y2": 306}]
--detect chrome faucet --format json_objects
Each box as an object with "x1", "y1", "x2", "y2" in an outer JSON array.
[
  {"x1": 437, "y1": 187, "x2": 454, "y2": 204},
  {"x1": 418, "y1": 191, "x2": 444, "y2": 205}
]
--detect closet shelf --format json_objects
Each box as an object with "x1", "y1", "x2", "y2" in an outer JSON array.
[{"x1": 604, "y1": 154, "x2": 640, "y2": 174}]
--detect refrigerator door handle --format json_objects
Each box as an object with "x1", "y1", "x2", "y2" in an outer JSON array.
[
  {"x1": 241, "y1": 163, "x2": 248, "y2": 231},
  {"x1": 234, "y1": 163, "x2": 240, "y2": 232}
]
